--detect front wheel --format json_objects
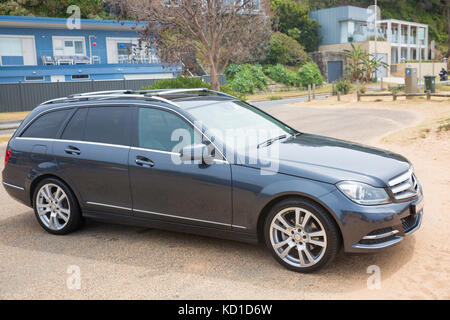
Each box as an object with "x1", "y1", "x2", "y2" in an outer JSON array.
[
  {"x1": 264, "y1": 198, "x2": 341, "y2": 273},
  {"x1": 33, "y1": 178, "x2": 83, "y2": 235}
]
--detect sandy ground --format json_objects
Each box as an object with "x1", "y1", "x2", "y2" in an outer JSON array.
[{"x1": 0, "y1": 94, "x2": 449, "y2": 299}]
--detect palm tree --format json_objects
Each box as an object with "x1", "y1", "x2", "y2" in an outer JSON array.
[
  {"x1": 361, "y1": 54, "x2": 388, "y2": 83},
  {"x1": 343, "y1": 43, "x2": 368, "y2": 82}
]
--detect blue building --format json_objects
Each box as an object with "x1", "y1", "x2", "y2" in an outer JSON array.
[{"x1": 0, "y1": 15, "x2": 180, "y2": 83}]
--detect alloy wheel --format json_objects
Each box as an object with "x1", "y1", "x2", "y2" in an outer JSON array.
[
  {"x1": 36, "y1": 183, "x2": 71, "y2": 231},
  {"x1": 269, "y1": 207, "x2": 327, "y2": 268}
]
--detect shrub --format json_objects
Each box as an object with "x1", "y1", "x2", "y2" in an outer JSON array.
[
  {"x1": 263, "y1": 64, "x2": 301, "y2": 87},
  {"x1": 142, "y1": 76, "x2": 209, "y2": 90},
  {"x1": 219, "y1": 84, "x2": 247, "y2": 100},
  {"x1": 141, "y1": 76, "x2": 244, "y2": 99},
  {"x1": 265, "y1": 32, "x2": 309, "y2": 66},
  {"x1": 333, "y1": 78, "x2": 351, "y2": 95},
  {"x1": 297, "y1": 62, "x2": 323, "y2": 88},
  {"x1": 226, "y1": 64, "x2": 269, "y2": 94}
]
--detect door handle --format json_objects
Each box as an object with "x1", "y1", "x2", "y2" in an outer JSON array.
[
  {"x1": 64, "y1": 145, "x2": 81, "y2": 155},
  {"x1": 135, "y1": 156, "x2": 154, "y2": 168}
]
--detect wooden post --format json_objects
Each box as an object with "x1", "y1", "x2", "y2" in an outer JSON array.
[
  {"x1": 312, "y1": 83, "x2": 316, "y2": 100},
  {"x1": 357, "y1": 90, "x2": 361, "y2": 102},
  {"x1": 337, "y1": 91, "x2": 341, "y2": 101},
  {"x1": 332, "y1": 82, "x2": 335, "y2": 96},
  {"x1": 308, "y1": 84, "x2": 311, "y2": 101},
  {"x1": 393, "y1": 91, "x2": 397, "y2": 101},
  {"x1": 427, "y1": 91, "x2": 431, "y2": 100}
]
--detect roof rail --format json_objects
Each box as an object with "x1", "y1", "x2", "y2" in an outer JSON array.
[
  {"x1": 144, "y1": 88, "x2": 236, "y2": 99},
  {"x1": 40, "y1": 93, "x2": 180, "y2": 108},
  {"x1": 39, "y1": 88, "x2": 237, "y2": 106}
]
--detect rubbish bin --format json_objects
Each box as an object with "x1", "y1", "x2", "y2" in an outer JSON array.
[{"x1": 424, "y1": 75, "x2": 436, "y2": 93}]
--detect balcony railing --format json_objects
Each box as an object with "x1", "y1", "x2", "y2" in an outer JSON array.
[{"x1": 118, "y1": 55, "x2": 161, "y2": 64}]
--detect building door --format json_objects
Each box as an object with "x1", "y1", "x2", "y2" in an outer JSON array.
[
  {"x1": 375, "y1": 53, "x2": 388, "y2": 79},
  {"x1": 327, "y1": 61, "x2": 343, "y2": 83}
]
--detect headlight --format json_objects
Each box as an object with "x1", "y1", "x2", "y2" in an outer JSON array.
[{"x1": 337, "y1": 181, "x2": 391, "y2": 205}]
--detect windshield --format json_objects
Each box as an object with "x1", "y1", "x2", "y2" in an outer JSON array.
[{"x1": 181, "y1": 100, "x2": 296, "y2": 147}]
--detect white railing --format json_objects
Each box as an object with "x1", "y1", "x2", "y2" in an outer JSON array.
[{"x1": 118, "y1": 55, "x2": 161, "y2": 64}]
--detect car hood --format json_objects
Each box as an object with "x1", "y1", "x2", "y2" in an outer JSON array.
[{"x1": 242, "y1": 133, "x2": 411, "y2": 187}]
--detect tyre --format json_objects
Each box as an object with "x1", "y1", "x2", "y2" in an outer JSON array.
[
  {"x1": 264, "y1": 198, "x2": 341, "y2": 273},
  {"x1": 33, "y1": 178, "x2": 83, "y2": 235}
]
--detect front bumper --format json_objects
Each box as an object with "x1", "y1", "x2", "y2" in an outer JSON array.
[{"x1": 319, "y1": 188, "x2": 424, "y2": 253}]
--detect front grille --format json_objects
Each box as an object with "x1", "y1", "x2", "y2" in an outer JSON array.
[
  {"x1": 402, "y1": 215, "x2": 418, "y2": 232},
  {"x1": 388, "y1": 168, "x2": 419, "y2": 201}
]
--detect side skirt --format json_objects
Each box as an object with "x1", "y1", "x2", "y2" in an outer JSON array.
[{"x1": 82, "y1": 210, "x2": 258, "y2": 244}]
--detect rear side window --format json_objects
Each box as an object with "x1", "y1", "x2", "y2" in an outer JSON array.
[
  {"x1": 21, "y1": 109, "x2": 71, "y2": 139},
  {"x1": 61, "y1": 108, "x2": 88, "y2": 141},
  {"x1": 84, "y1": 107, "x2": 131, "y2": 146}
]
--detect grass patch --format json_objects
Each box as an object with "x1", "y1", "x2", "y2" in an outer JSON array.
[
  {"x1": 437, "y1": 118, "x2": 450, "y2": 132},
  {"x1": 0, "y1": 112, "x2": 29, "y2": 122},
  {"x1": 247, "y1": 84, "x2": 332, "y2": 101}
]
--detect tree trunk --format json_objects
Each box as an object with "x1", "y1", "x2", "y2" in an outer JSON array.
[{"x1": 209, "y1": 65, "x2": 220, "y2": 91}]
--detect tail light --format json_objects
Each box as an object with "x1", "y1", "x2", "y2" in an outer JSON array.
[{"x1": 4, "y1": 148, "x2": 11, "y2": 167}]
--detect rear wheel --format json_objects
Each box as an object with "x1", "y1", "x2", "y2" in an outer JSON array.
[
  {"x1": 264, "y1": 198, "x2": 341, "y2": 273},
  {"x1": 33, "y1": 178, "x2": 83, "y2": 235}
]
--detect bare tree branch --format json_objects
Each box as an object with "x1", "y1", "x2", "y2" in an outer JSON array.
[{"x1": 107, "y1": 0, "x2": 271, "y2": 89}]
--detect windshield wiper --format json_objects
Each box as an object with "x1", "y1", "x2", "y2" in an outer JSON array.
[{"x1": 257, "y1": 134, "x2": 287, "y2": 149}]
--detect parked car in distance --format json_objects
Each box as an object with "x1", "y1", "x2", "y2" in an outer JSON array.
[{"x1": 2, "y1": 89, "x2": 424, "y2": 273}]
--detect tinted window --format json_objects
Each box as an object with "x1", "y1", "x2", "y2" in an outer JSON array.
[
  {"x1": 138, "y1": 108, "x2": 196, "y2": 152},
  {"x1": 21, "y1": 109, "x2": 71, "y2": 139},
  {"x1": 61, "y1": 108, "x2": 88, "y2": 141},
  {"x1": 84, "y1": 107, "x2": 131, "y2": 146}
]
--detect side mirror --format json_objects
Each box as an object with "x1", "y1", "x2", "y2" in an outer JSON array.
[{"x1": 180, "y1": 144, "x2": 214, "y2": 163}]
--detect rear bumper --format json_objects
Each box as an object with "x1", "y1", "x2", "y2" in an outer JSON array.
[{"x1": 2, "y1": 179, "x2": 31, "y2": 207}]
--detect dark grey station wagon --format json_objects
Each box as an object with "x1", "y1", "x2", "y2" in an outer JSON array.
[{"x1": 2, "y1": 89, "x2": 424, "y2": 272}]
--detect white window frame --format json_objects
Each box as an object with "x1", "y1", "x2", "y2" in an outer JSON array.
[
  {"x1": 0, "y1": 34, "x2": 37, "y2": 66},
  {"x1": 52, "y1": 36, "x2": 86, "y2": 56}
]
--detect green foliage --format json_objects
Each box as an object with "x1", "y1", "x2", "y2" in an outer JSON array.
[
  {"x1": 333, "y1": 78, "x2": 351, "y2": 95},
  {"x1": 343, "y1": 43, "x2": 388, "y2": 83},
  {"x1": 141, "y1": 76, "x2": 245, "y2": 99},
  {"x1": 297, "y1": 62, "x2": 324, "y2": 88},
  {"x1": 225, "y1": 64, "x2": 269, "y2": 94},
  {"x1": 263, "y1": 64, "x2": 301, "y2": 87},
  {"x1": 218, "y1": 84, "x2": 247, "y2": 100},
  {"x1": 265, "y1": 32, "x2": 309, "y2": 66},
  {"x1": 0, "y1": 0, "x2": 111, "y2": 19},
  {"x1": 142, "y1": 76, "x2": 209, "y2": 90},
  {"x1": 270, "y1": 0, "x2": 321, "y2": 52}
]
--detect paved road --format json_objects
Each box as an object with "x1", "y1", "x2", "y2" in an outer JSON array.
[{"x1": 0, "y1": 105, "x2": 417, "y2": 299}]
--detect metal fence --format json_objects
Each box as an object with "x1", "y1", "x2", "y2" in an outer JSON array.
[{"x1": 0, "y1": 75, "x2": 226, "y2": 113}]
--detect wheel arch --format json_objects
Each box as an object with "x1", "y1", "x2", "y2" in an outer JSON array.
[
  {"x1": 256, "y1": 193, "x2": 343, "y2": 244},
  {"x1": 29, "y1": 173, "x2": 82, "y2": 210}
]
